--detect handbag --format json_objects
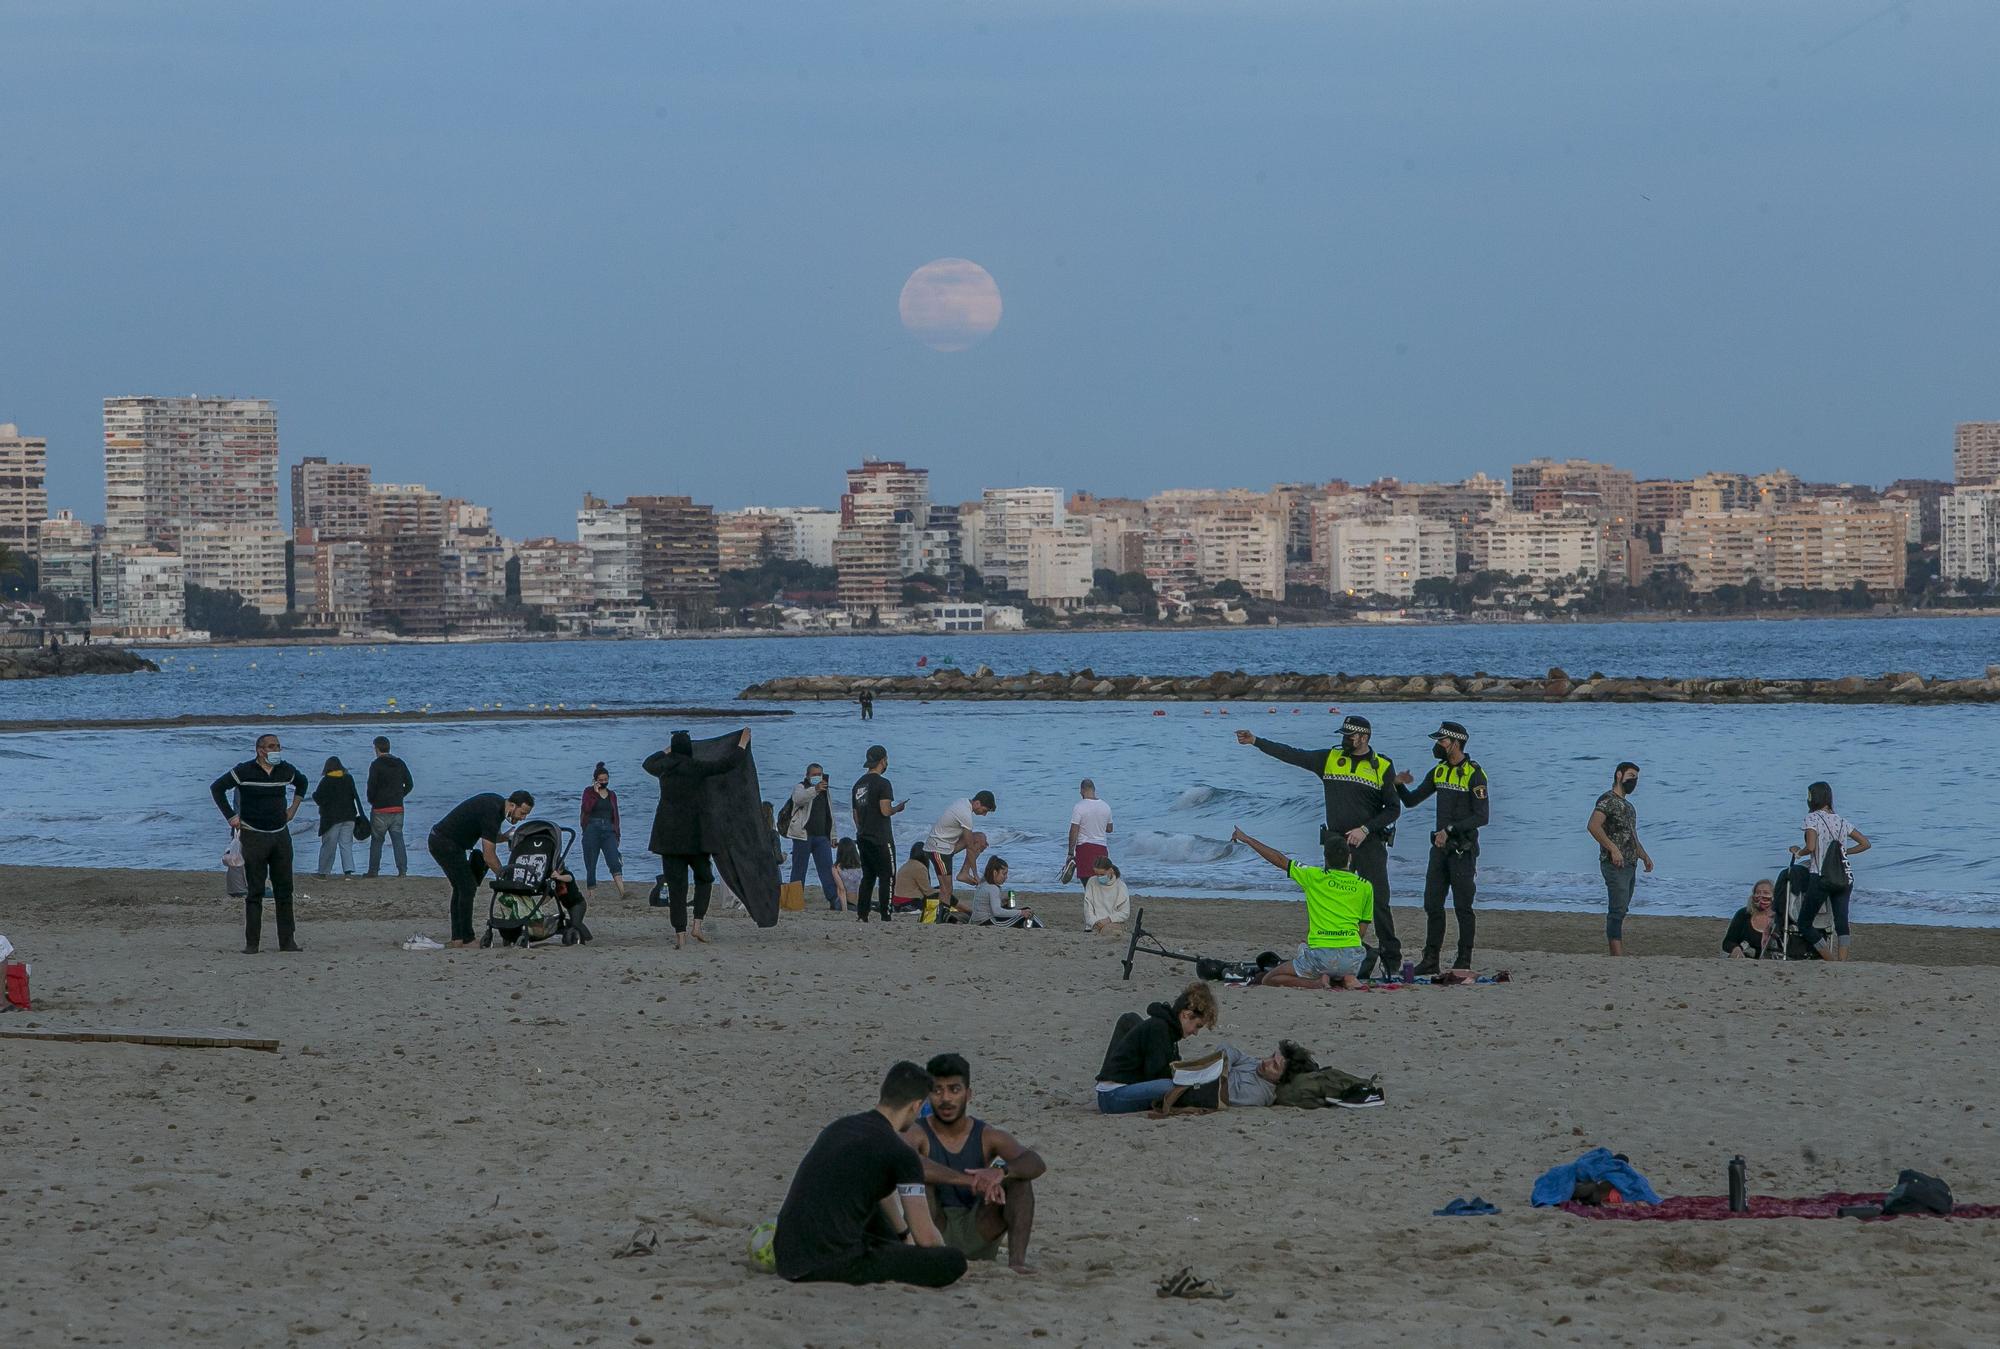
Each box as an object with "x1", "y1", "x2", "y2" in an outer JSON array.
[{"x1": 224, "y1": 831, "x2": 248, "y2": 898}]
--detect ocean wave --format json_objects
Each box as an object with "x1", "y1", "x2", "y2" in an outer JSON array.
[
  {"x1": 1167, "y1": 783, "x2": 1319, "y2": 824},
  {"x1": 1118, "y1": 830, "x2": 1241, "y2": 865}
]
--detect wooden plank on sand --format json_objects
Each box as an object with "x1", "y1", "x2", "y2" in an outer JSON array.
[{"x1": 0, "y1": 1026, "x2": 279, "y2": 1052}]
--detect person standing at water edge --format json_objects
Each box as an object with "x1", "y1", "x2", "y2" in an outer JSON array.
[
  {"x1": 1793, "y1": 780, "x2": 1869, "y2": 962},
  {"x1": 1236, "y1": 715, "x2": 1402, "y2": 975},
  {"x1": 430, "y1": 790, "x2": 535, "y2": 947},
  {"x1": 1394, "y1": 720, "x2": 1489, "y2": 975},
  {"x1": 364, "y1": 735, "x2": 414, "y2": 877},
  {"x1": 643, "y1": 728, "x2": 750, "y2": 949},
  {"x1": 1588, "y1": 762, "x2": 1652, "y2": 956},
  {"x1": 579, "y1": 762, "x2": 625, "y2": 899},
  {"x1": 784, "y1": 762, "x2": 841, "y2": 908},
  {"x1": 925, "y1": 791, "x2": 997, "y2": 918},
  {"x1": 210, "y1": 734, "x2": 309, "y2": 954},
  {"x1": 311, "y1": 755, "x2": 364, "y2": 878},
  {"x1": 1066, "y1": 779, "x2": 1113, "y2": 883},
  {"x1": 851, "y1": 745, "x2": 905, "y2": 922}
]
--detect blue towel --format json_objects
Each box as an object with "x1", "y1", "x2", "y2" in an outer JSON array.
[{"x1": 1531, "y1": 1148, "x2": 1661, "y2": 1207}]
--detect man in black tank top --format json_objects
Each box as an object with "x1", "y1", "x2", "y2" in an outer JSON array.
[{"x1": 905, "y1": 1053, "x2": 1048, "y2": 1274}]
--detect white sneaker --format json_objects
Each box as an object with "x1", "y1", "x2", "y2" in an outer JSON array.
[{"x1": 400, "y1": 934, "x2": 445, "y2": 951}]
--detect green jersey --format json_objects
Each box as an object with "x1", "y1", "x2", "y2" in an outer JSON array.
[{"x1": 1288, "y1": 860, "x2": 1372, "y2": 948}]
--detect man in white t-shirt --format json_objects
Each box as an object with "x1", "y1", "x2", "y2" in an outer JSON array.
[
  {"x1": 1066, "y1": 779, "x2": 1114, "y2": 886},
  {"x1": 925, "y1": 790, "x2": 996, "y2": 913}
]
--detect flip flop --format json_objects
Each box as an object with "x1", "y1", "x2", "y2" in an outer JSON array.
[
  {"x1": 1432, "y1": 1197, "x2": 1499, "y2": 1216},
  {"x1": 614, "y1": 1226, "x2": 659, "y2": 1259},
  {"x1": 1157, "y1": 1266, "x2": 1233, "y2": 1300}
]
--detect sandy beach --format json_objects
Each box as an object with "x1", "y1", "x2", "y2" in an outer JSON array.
[{"x1": 2, "y1": 866, "x2": 1997, "y2": 1348}]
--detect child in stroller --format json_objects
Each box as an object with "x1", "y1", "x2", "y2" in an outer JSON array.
[
  {"x1": 1762, "y1": 860, "x2": 1832, "y2": 961},
  {"x1": 483, "y1": 820, "x2": 592, "y2": 947}
]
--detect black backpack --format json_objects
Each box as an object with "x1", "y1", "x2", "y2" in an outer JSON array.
[
  {"x1": 1882, "y1": 1170, "x2": 1953, "y2": 1216},
  {"x1": 1820, "y1": 838, "x2": 1851, "y2": 890}
]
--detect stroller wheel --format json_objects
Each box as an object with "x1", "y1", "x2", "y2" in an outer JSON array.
[
  {"x1": 562, "y1": 928, "x2": 580, "y2": 946},
  {"x1": 479, "y1": 929, "x2": 494, "y2": 948}
]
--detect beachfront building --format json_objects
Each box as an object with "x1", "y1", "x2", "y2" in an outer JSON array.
[
  {"x1": 1883, "y1": 479, "x2": 1954, "y2": 545},
  {"x1": 1955, "y1": 422, "x2": 2000, "y2": 485},
  {"x1": 102, "y1": 396, "x2": 280, "y2": 553},
  {"x1": 1635, "y1": 479, "x2": 1694, "y2": 535},
  {"x1": 717, "y1": 509, "x2": 798, "y2": 571},
  {"x1": 1192, "y1": 511, "x2": 1286, "y2": 598},
  {"x1": 1141, "y1": 525, "x2": 1200, "y2": 594},
  {"x1": 1087, "y1": 515, "x2": 1146, "y2": 577},
  {"x1": 178, "y1": 523, "x2": 289, "y2": 615},
  {"x1": 1325, "y1": 515, "x2": 1456, "y2": 601},
  {"x1": 1026, "y1": 527, "x2": 1093, "y2": 609},
  {"x1": 516, "y1": 537, "x2": 592, "y2": 614},
  {"x1": 978, "y1": 486, "x2": 1065, "y2": 592},
  {"x1": 1379, "y1": 474, "x2": 1506, "y2": 563},
  {"x1": 0, "y1": 423, "x2": 49, "y2": 558},
  {"x1": 291, "y1": 457, "x2": 372, "y2": 539},
  {"x1": 1687, "y1": 471, "x2": 1756, "y2": 515},
  {"x1": 835, "y1": 460, "x2": 929, "y2": 619},
  {"x1": 1508, "y1": 458, "x2": 1636, "y2": 578},
  {"x1": 756, "y1": 506, "x2": 840, "y2": 568},
  {"x1": 114, "y1": 548, "x2": 187, "y2": 638},
  {"x1": 36, "y1": 511, "x2": 96, "y2": 608},
  {"x1": 577, "y1": 495, "x2": 644, "y2": 607},
  {"x1": 1940, "y1": 487, "x2": 2000, "y2": 586},
  {"x1": 1661, "y1": 511, "x2": 1772, "y2": 592},
  {"x1": 439, "y1": 501, "x2": 511, "y2": 627},
  {"x1": 294, "y1": 527, "x2": 372, "y2": 630},
  {"x1": 1767, "y1": 501, "x2": 1906, "y2": 593},
  {"x1": 1477, "y1": 510, "x2": 1603, "y2": 584},
  {"x1": 625, "y1": 495, "x2": 720, "y2": 615}
]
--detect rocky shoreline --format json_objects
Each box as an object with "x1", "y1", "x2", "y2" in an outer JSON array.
[
  {"x1": 743, "y1": 664, "x2": 2000, "y2": 705},
  {"x1": 0, "y1": 645, "x2": 157, "y2": 680}
]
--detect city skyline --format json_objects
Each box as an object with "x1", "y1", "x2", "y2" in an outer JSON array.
[{"x1": 6, "y1": 2, "x2": 2000, "y2": 537}]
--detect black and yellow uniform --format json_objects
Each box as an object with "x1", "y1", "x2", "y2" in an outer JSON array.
[
  {"x1": 1249, "y1": 736, "x2": 1401, "y2": 967},
  {"x1": 1397, "y1": 733, "x2": 1489, "y2": 972}
]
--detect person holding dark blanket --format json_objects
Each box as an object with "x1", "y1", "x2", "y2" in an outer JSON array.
[
  {"x1": 1393, "y1": 719, "x2": 1489, "y2": 974},
  {"x1": 210, "y1": 733, "x2": 310, "y2": 954},
  {"x1": 774, "y1": 1061, "x2": 995, "y2": 1288},
  {"x1": 1236, "y1": 715, "x2": 1402, "y2": 975},
  {"x1": 1093, "y1": 981, "x2": 1219, "y2": 1115},
  {"x1": 644, "y1": 727, "x2": 750, "y2": 949},
  {"x1": 430, "y1": 790, "x2": 536, "y2": 947}
]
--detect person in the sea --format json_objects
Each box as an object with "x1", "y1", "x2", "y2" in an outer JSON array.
[
  {"x1": 903, "y1": 1053, "x2": 1047, "y2": 1275},
  {"x1": 1229, "y1": 825, "x2": 1372, "y2": 989}
]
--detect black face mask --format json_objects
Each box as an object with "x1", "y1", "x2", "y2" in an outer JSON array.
[
  {"x1": 1621, "y1": 776, "x2": 1639, "y2": 793},
  {"x1": 1343, "y1": 735, "x2": 1366, "y2": 758},
  {"x1": 1432, "y1": 742, "x2": 1449, "y2": 762}
]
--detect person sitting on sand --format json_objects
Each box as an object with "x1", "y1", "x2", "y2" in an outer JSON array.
[
  {"x1": 1721, "y1": 878, "x2": 1780, "y2": 959},
  {"x1": 904, "y1": 1053, "x2": 1047, "y2": 1274},
  {"x1": 892, "y1": 842, "x2": 937, "y2": 917},
  {"x1": 969, "y1": 856, "x2": 1041, "y2": 928},
  {"x1": 1230, "y1": 826, "x2": 1372, "y2": 989},
  {"x1": 924, "y1": 790, "x2": 996, "y2": 917},
  {"x1": 773, "y1": 1061, "x2": 999, "y2": 1288},
  {"x1": 1094, "y1": 981, "x2": 1219, "y2": 1115},
  {"x1": 1081, "y1": 856, "x2": 1131, "y2": 933}
]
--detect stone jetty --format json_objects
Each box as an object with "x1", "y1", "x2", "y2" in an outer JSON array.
[
  {"x1": 743, "y1": 665, "x2": 2000, "y2": 705},
  {"x1": 0, "y1": 645, "x2": 157, "y2": 680}
]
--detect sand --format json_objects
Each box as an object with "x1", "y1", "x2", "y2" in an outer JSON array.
[{"x1": 2, "y1": 865, "x2": 1997, "y2": 1348}]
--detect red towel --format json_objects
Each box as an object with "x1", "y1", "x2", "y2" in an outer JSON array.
[{"x1": 1557, "y1": 1192, "x2": 2000, "y2": 1221}]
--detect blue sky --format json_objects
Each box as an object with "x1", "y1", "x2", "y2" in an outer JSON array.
[{"x1": 3, "y1": 1, "x2": 1995, "y2": 538}]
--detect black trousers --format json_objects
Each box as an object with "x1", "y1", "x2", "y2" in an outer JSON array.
[
  {"x1": 1423, "y1": 844, "x2": 1478, "y2": 968},
  {"x1": 1328, "y1": 834, "x2": 1398, "y2": 966},
  {"x1": 796, "y1": 1235, "x2": 966, "y2": 1288},
  {"x1": 429, "y1": 832, "x2": 488, "y2": 943},
  {"x1": 240, "y1": 828, "x2": 296, "y2": 949},
  {"x1": 658, "y1": 852, "x2": 713, "y2": 933},
  {"x1": 856, "y1": 839, "x2": 894, "y2": 920}
]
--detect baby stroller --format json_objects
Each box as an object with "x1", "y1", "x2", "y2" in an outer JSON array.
[
  {"x1": 1768, "y1": 859, "x2": 1829, "y2": 962},
  {"x1": 482, "y1": 820, "x2": 591, "y2": 948}
]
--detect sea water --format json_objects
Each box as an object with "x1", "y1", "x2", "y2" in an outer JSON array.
[{"x1": 2, "y1": 617, "x2": 1995, "y2": 925}]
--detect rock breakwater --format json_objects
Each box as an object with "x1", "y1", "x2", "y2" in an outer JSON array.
[{"x1": 0, "y1": 645, "x2": 157, "y2": 680}]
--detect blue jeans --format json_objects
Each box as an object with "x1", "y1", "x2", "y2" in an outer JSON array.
[
  {"x1": 790, "y1": 835, "x2": 838, "y2": 907},
  {"x1": 1095, "y1": 1080, "x2": 1173, "y2": 1114},
  {"x1": 1601, "y1": 858, "x2": 1637, "y2": 941},
  {"x1": 583, "y1": 819, "x2": 623, "y2": 887},
  {"x1": 367, "y1": 812, "x2": 408, "y2": 876},
  {"x1": 316, "y1": 829, "x2": 355, "y2": 876}
]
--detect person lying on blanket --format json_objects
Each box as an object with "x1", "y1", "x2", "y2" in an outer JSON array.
[{"x1": 1230, "y1": 826, "x2": 1372, "y2": 989}]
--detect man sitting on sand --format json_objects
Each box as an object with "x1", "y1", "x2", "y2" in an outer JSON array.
[
  {"x1": 1230, "y1": 826, "x2": 1372, "y2": 989},
  {"x1": 904, "y1": 1053, "x2": 1047, "y2": 1274},
  {"x1": 773, "y1": 1061, "x2": 1003, "y2": 1288},
  {"x1": 925, "y1": 790, "x2": 996, "y2": 915}
]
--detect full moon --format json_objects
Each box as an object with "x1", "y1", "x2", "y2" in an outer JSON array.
[{"x1": 898, "y1": 258, "x2": 1002, "y2": 352}]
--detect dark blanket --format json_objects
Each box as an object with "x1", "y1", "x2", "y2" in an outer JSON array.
[
  {"x1": 1556, "y1": 1192, "x2": 2000, "y2": 1221},
  {"x1": 689, "y1": 731, "x2": 780, "y2": 929}
]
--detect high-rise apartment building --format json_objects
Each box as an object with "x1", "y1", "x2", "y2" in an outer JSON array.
[
  {"x1": 1635, "y1": 480, "x2": 1693, "y2": 535},
  {"x1": 1325, "y1": 515, "x2": 1456, "y2": 600},
  {"x1": 1478, "y1": 511, "x2": 1603, "y2": 582},
  {"x1": 1508, "y1": 458, "x2": 1635, "y2": 576},
  {"x1": 36, "y1": 510, "x2": 96, "y2": 608},
  {"x1": 115, "y1": 548, "x2": 187, "y2": 637},
  {"x1": 1379, "y1": 474, "x2": 1505, "y2": 563},
  {"x1": 291, "y1": 457, "x2": 373, "y2": 538},
  {"x1": 368, "y1": 482, "x2": 448, "y2": 539},
  {"x1": 718, "y1": 509, "x2": 798, "y2": 571},
  {"x1": 1142, "y1": 525, "x2": 1200, "y2": 593},
  {"x1": 516, "y1": 538, "x2": 592, "y2": 613},
  {"x1": 626, "y1": 495, "x2": 720, "y2": 613},
  {"x1": 0, "y1": 424, "x2": 49, "y2": 558},
  {"x1": 1026, "y1": 528, "x2": 1094, "y2": 609},
  {"x1": 577, "y1": 495, "x2": 644, "y2": 606},
  {"x1": 179, "y1": 524, "x2": 288, "y2": 614},
  {"x1": 440, "y1": 500, "x2": 511, "y2": 625},
  {"x1": 1661, "y1": 512, "x2": 1772, "y2": 593},
  {"x1": 1954, "y1": 422, "x2": 2000, "y2": 484},
  {"x1": 294, "y1": 527, "x2": 371, "y2": 630},
  {"x1": 1767, "y1": 501, "x2": 1906, "y2": 592},
  {"x1": 102, "y1": 397, "x2": 279, "y2": 552},
  {"x1": 1941, "y1": 487, "x2": 2000, "y2": 585},
  {"x1": 978, "y1": 487, "x2": 1064, "y2": 591},
  {"x1": 1687, "y1": 472, "x2": 1755, "y2": 515},
  {"x1": 1192, "y1": 511, "x2": 1286, "y2": 598},
  {"x1": 833, "y1": 461, "x2": 930, "y2": 617}
]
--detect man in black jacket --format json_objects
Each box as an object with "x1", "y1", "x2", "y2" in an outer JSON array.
[
  {"x1": 643, "y1": 727, "x2": 750, "y2": 948},
  {"x1": 1395, "y1": 719, "x2": 1491, "y2": 975},
  {"x1": 364, "y1": 735, "x2": 415, "y2": 877},
  {"x1": 428, "y1": 789, "x2": 536, "y2": 947},
  {"x1": 210, "y1": 733, "x2": 310, "y2": 954},
  {"x1": 1093, "y1": 981, "x2": 1218, "y2": 1115},
  {"x1": 1236, "y1": 715, "x2": 1403, "y2": 975}
]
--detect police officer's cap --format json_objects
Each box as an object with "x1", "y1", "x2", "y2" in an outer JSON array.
[
  {"x1": 1429, "y1": 720, "x2": 1469, "y2": 744},
  {"x1": 1340, "y1": 715, "x2": 1372, "y2": 735}
]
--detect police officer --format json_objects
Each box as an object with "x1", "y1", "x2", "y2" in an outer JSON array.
[
  {"x1": 1236, "y1": 714, "x2": 1402, "y2": 975},
  {"x1": 1394, "y1": 720, "x2": 1488, "y2": 975}
]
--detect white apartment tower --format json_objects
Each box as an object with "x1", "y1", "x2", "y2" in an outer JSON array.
[
  {"x1": 979, "y1": 487, "x2": 1064, "y2": 591},
  {"x1": 103, "y1": 397, "x2": 279, "y2": 552},
  {"x1": 0, "y1": 424, "x2": 50, "y2": 558},
  {"x1": 1325, "y1": 515, "x2": 1456, "y2": 600}
]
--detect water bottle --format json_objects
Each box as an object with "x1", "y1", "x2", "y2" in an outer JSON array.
[
  {"x1": 1728, "y1": 1155, "x2": 1747, "y2": 1212},
  {"x1": 1400, "y1": 959, "x2": 1415, "y2": 982},
  {"x1": 1005, "y1": 889, "x2": 1016, "y2": 909}
]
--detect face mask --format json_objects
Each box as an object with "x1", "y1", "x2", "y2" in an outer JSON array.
[
  {"x1": 1621, "y1": 776, "x2": 1638, "y2": 793},
  {"x1": 1432, "y1": 742, "x2": 1448, "y2": 761}
]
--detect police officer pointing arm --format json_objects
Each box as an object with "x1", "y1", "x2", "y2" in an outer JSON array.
[
  {"x1": 1236, "y1": 714, "x2": 1403, "y2": 977},
  {"x1": 1394, "y1": 720, "x2": 1488, "y2": 975}
]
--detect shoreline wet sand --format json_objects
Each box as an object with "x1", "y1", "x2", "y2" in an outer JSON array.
[{"x1": 3, "y1": 866, "x2": 1997, "y2": 1347}]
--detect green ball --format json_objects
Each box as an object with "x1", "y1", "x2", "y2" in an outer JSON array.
[{"x1": 748, "y1": 1221, "x2": 778, "y2": 1272}]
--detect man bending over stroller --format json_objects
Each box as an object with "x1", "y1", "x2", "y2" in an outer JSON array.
[{"x1": 1230, "y1": 826, "x2": 1373, "y2": 989}]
